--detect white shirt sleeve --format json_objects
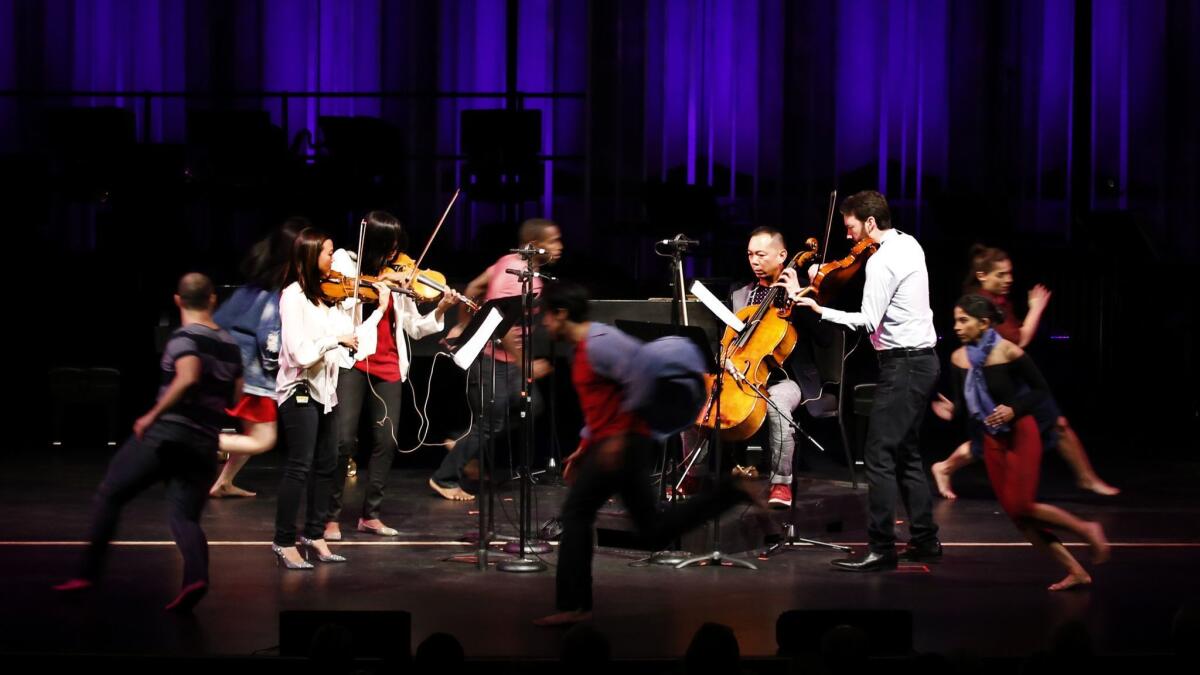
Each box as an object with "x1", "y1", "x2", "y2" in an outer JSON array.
[
  {"x1": 820, "y1": 255, "x2": 896, "y2": 333},
  {"x1": 397, "y1": 294, "x2": 445, "y2": 340},
  {"x1": 331, "y1": 249, "x2": 357, "y2": 276}
]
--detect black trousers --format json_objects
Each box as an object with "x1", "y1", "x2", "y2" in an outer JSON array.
[
  {"x1": 863, "y1": 352, "x2": 940, "y2": 553},
  {"x1": 81, "y1": 420, "x2": 216, "y2": 587},
  {"x1": 556, "y1": 434, "x2": 745, "y2": 612},
  {"x1": 432, "y1": 357, "x2": 542, "y2": 489},
  {"x1": 328, "y1": 367, "x2": 402, "y2": 522},
  {"x1": 274, "y1": 395, "x2": 338, "y2": 546}
]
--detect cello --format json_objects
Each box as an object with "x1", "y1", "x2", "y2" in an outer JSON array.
[{"x1": 696, "y1": 237, "x2": 821, "y2": 441}]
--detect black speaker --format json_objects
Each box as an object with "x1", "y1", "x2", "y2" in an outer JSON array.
[
  {"x1": 461, "y1": 109, "x2": 542, "y2": 201},
  {"x1": 776, "y1": 609, "x2": 912, "y2": 656},
  {"x1": 279, "y1": 610, "x2": 411, "y2": 659}
]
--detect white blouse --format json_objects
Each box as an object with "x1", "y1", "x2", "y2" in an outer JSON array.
[{"x1": 275, "y1": 281, "x2": 383, "y2": 413}]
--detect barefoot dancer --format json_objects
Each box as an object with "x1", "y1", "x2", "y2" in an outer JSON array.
[
  {"x1": 931, "y1": 245, "x2": 1117, "y2": 499},
  {"x1": 933, "y1": 295, "x2": 1109, "y2": 590},
  {"x1": 429, "y1": 219, "x2": 562, "y2": 501},
  {"x1": 210, "y1": 218, "x2": 304, "y2": 498}
]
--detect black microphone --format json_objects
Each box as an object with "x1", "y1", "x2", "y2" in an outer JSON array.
[
  {"x1": 657, "y1": 234, "x2": 700, "y2": 248},
  {"x1": 510, "y1": 245, "x2": 548, "y2": 258},
  {"x1": 505, "y1": 268, "x2": 559, "y2": 282}
]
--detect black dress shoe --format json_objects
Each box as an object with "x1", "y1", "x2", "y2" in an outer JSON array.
[
  {"x1": 898, "y1": 540, "x2": 943, "y2": 563},
  {"x1": 831, "y1": 550, "x2": 898, "y2": 572}
]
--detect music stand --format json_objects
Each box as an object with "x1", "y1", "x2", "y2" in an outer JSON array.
[
  {"x1": 444, "y1": 296, "x2": 522, "y2": 570},
  {"x1": 673, "y1": 333, "x2": 758, "y2": 570}
]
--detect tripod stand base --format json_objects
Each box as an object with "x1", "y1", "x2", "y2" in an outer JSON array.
[
  {"x1": 760, "y1": 524, "x2": 852, "y2": 558},
  {"x1": 496, "y1": 556, "x2": 547, "y2": 573},
  {"x1": 503, "y1": 539, "x2": 552, "y2": 555},
  {"x1": 648, "y1": 550, "x2": 692, "y2": 566},
  {"x1": 675, "y1": 550, "x2": 758, "y2": 570}
]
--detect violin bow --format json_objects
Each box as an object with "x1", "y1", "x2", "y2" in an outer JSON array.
[
  {"x1": 352, "y1": 216, "x2": 368, "y2": 328},
  {"x1": 818, "y1": 189, "x2": 837, "y2": 267},
  {"x1": 789, "y1": 190, "x2": 836, "y2": 302},
  {"x1": 411, "y1": 188, "x2": 462, "y2": 272}
]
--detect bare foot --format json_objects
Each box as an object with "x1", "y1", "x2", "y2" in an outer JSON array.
[
  {"x1": 1049, "y1": 572, "x2": 1092, "y2": 591},
  {"x1": 1084, "y1": 521, "x2": 1110, "y2": 564},
  {"x1": 931, "y1": 462, "x2": 957, "y2": 500},
  {"x1": 533, "y1": 610, "x2": 593, "y2": 627},
  {"x1": 429, "y1": 478, "x2": 475, "y2": 501},
  {"x1": 1078, "y1": 478, "x2": 1120, "y2": 496},
  {"x1": 209, "y1": 483, "x2": 256, "y2": 498}
]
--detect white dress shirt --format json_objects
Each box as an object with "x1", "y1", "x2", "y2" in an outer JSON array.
[
  {"x1": 819, "y1": 229, "x2": 937, "y2": 351},
  {"x1": 330, "y1": 249, "x2": 445, "y2": 379}
]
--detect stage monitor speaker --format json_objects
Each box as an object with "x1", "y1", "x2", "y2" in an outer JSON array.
[
  {"x1": 279, "y1": 610, "x2": 411, "y2": 659},
  {"x1": 776, "y1": 608, "x2": 912, "y2": 656}
]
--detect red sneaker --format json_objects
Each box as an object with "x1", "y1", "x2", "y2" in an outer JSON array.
[{"x1": 768, "y1": 484, "x2": 793, "y2": 509}]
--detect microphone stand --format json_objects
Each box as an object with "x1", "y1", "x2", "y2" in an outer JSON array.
[
  {"x1": 496, "y1": 252, "x2": 554, "y2": 573},
  {"x1": 647, "y1": 237, "x2": 696, "y2": 566}
]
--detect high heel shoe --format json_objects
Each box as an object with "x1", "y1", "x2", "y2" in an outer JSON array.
[
  {"x1": 299, "y1": 537, "x2": 347, "y2": 563},
  {"x1": 272, "y1": 544, "x2": 314, "y2": 570}
]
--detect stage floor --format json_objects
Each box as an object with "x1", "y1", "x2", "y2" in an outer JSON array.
[{"x1": 1, "y1": 448, "x2": 1197, "y2": 659}]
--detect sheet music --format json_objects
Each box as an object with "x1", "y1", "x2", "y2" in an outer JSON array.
[
  {"x1": 689, "y1": 280, "x2": 745, "y2": 332},
  {"x1": 453, "y1": 308, "x2": 504, "y2": 370}
]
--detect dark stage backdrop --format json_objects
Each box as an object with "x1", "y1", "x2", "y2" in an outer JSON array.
[{"x1": 1, "y1": 0, "x2": 1196, "y2": 452}]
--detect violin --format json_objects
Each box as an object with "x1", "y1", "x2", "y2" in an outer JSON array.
[
  {"x1": 388, "y1": 253, "x2": 480, "y2": 311},
  {"x1": 319, "y1": 272, "x2": 416, "y2": 304},
  {"x1": 798, "y1": 237, "x2": 878, "y2": 305}
]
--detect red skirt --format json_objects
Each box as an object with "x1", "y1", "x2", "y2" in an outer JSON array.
[{"x1": 226, "y1": 394, "x2": 278, "y2": 424}]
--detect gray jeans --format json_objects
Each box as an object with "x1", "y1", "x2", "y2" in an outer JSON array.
[{"x1": 764, "y1": 380, "x2": 803, "y2": 485}]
